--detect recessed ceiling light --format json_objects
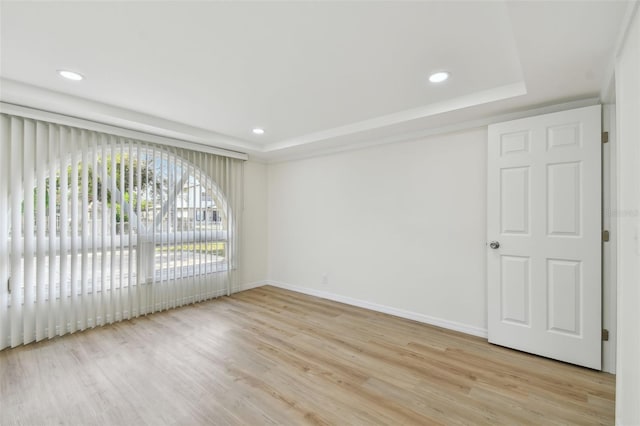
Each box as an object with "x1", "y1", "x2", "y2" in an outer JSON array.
[
  {"x1": 252, "y1": 128, "x2": 265, "y2": 135},
  {"x1": 57, "y1": 70, "x2": 84, "y2": 81},
  {"x1": 429, "y1": 71, "x2": 449, "y2": 83}
]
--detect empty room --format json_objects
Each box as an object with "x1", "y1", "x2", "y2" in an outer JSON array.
[{"x1": 1, "y1": 1, "x2": 639, "y2": 425}]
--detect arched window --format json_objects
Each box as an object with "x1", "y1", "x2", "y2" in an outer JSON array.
[{"x1": 0, "y1": 114, "x2": 244, "y2": 349}]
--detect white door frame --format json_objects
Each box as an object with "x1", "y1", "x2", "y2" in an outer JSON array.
[{"x1": 602, "y1": 104, "x2": 617, "y2": 374}]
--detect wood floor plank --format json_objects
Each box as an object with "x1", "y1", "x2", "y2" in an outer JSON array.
[{"x1": 0, "y1": 285, "x2": 615, "y2": 425}]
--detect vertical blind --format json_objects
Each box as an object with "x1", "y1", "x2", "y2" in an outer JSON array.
[{"x1": 0, "y1": 113, "x2": 244, "y2": 350}]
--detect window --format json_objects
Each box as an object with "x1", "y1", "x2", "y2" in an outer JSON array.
[{"x1": 0, "y1": 114, "x2": 244, "y2": 349}]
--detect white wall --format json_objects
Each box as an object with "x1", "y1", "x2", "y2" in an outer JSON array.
[
  {"x1": 239, "y1": 161, "x2": 269, "y2": 287},
  {"x1": 267, "y1": 128, "x2": 488, "y2": 335},
  {"x1": 614, "y1": 5, "x2": 640, "y2": 425}
]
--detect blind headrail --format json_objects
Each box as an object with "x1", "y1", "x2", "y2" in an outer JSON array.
[{"x1": 0, "y1": 102, "x2": 249, "y2": 161}]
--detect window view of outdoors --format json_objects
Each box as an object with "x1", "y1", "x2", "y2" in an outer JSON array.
[{"x1": 16, "y1": 145, "x2": 228, "y2": 301}]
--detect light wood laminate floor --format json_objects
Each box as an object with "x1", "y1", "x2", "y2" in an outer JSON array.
[{"x1": 0, "y1": 286, "x2": 615, "y2": 425}]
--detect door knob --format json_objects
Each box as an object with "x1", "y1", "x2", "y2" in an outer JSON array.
[{"x1": 489, "y1": 241, "x2": 500, "y2": 249}]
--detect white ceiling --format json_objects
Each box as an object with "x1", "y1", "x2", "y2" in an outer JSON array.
[{"x1": 0, "y1": 1, "x2": 634, "y2": 161}]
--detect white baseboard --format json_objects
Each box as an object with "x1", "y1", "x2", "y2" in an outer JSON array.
[{"x1": 265, "y1": 280, "x2": 488, "y2": 339}]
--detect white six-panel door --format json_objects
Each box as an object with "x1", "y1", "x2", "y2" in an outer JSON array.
[{"x1": 487, "y1": 105, "x2": 602, "y2": 370}]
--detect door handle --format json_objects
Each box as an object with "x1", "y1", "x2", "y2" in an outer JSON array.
[{"x1": 489, "y1": 241, "x2": 500, "y2": 249}]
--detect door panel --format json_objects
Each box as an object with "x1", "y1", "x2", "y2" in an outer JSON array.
[
  {"x1": 501, "y1": 167, "x2": 530, "y2": 234},
  {"x1": 487, "y1": 105, "x2": 601, "y2": 370},
  {"x1": 547, "y1": 259, "x2": 581, "y2": 335},
  {"x1": 501, "y1": 255, "x2": 530, "y2": 325},
  {"x1": 547, "y1": 162, "x2": 581, "y2": 236}
]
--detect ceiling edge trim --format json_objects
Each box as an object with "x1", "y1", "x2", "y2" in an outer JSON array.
[
  {"x1": 265, "y1": 97, "x2": 600, "y2": 164},
  {"x1": 264, "y1": 81, "x2": 527, "y2": 152}
]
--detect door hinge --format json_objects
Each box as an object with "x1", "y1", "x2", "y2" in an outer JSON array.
[
  {"x1": 602, "y1": 132, "x2": 609, "y2": 144},
  {"x1": 603, "y1": 230, "x2": 610, "y2": 242},
  {"x1": 6, "y1": 277, "x2": 10, "y2": 294},
  {"x1": 602, "y1": 329, "x2": 610, "y2": 341}
]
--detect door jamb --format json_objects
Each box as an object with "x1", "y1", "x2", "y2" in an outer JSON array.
[{"x1": 602, "y1": 103, "x2": 617, "y2": 374}]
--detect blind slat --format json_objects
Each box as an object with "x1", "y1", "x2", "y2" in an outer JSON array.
[
  {"x1": 0, "y1": 116, "x2": 11, "y2": 348},
  {"x1": 10, "y1": 117, "x2": 24, "y2": 347},
  {"x1": 100, "y1": 134, "x2": 108, "y2": 326},
  {"x1": 35, "y1": 122, "x2": 48, "y2": 341},
  {"x1": 80, "y1": 130, "x2": 89, "y2": 330},
  {"x1": 47, "y1": 125, "x2": 57, "y2": 338},
  {"x1": 70, "y1": 129, "x2": 79, "y2": 333},
  {"x1": 23, "y1": 119, "x2": 36, "y2": 343},
  {"x1": 59, "y1": 126, "x2": 69, "y2": 335},
  {"x1": 109, "y1": 139, "x2": 116, "y2": 322}
]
